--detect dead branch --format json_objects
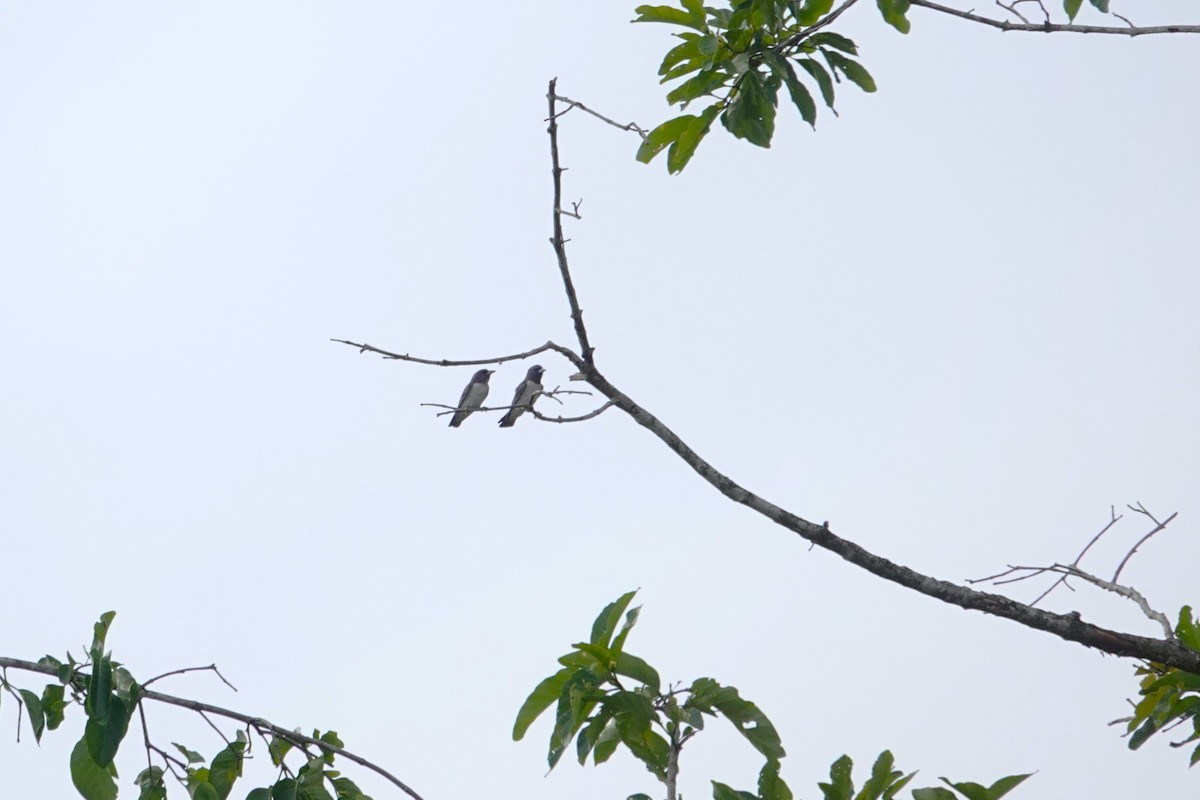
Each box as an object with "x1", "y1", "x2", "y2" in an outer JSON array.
[{"x1": 910, "y1": 0, "x2": 1200, "y2": 35}]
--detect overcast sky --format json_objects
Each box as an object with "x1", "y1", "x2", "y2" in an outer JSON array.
[{"x1": 3, "y1": 3, "x2": 1199, "y2": 799}]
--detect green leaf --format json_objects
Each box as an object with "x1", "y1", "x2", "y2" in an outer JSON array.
[
  {"x1": 940, "y1": 780, "x2": 989, "y2": 800},
  {"x1": 513, "y1": 667, "x2": 572, "y2": 741},
  {"x1": 548, "y1": 669, "x2": 603, "y2": 770},
  {"x1": 981, "y1": 773, "x2": 1034, "y2": 799},
  {"x1": 666, "y1": 68, "x2": 730, "y2": 106},
  {"x1": 246, "y1": 790, "x2": 273, "y2": 800},
  {"x1": 628, "y1": 795, "x2": 655, "y2": 800},
  {"x1": 689, "y1": 679, "x2": 785, "y2": 760},
  {"x1": 610, "y1": 606, "x2": 642, "y2": 655},
  {"x1": 1177, "y1": 607, "x2": 1200, "y2": 652},
  {"x1": 1129, "y1": 718, "x2": 1158, "y2": 750},
  {"x1": 593, "y1": 718, "x2": 622, "y2": 764},
  {"x1": 91, "y1": 611, "x2": 116, "y2": 655},
  {"x1": 1088, "y1": 0, "x2": 1110, "y2": 10},
  {"x1": 760, "y1": 760, "x2": 794, "y2": 800},
  {"x1": 1062, "y1": 0, "x2": 1083, "y2": 21},
  {"x1": 818, "y1": 754, "x2": 853, "y2": 800},
  {"x1": 330, "y1": 775, "x2": 368, "y2": 800},
  {"x1": 18, "y1": 689, "x2": 45, "y2": 742},
  {"x1": 591, "y1": 591, "x2": 639, "y2": 648},
  {"x1": 823, "y1": 51, "x2": 876, "y2": 92},
  {"x1": 667, "y1": 104, "x2": 721, "y2": 173},
  {"x1": 796, "y1": 0, "x2": 836, "y2": 25},
  {"x1": 614, "y1": 652, "x2": 662, "y2": 693},
  {"x1": 763, "y1": 52, "x2": 816, "y2": 127},
  {"x1": 135, "y1": 766, "x2": 167, "y2": 800},
  {"x1": 634, "y1": 4, "x2": 709, "y2": 31},
  {"x1": 721, "y1": 71, "x2": 777, "y2": 148},
  {"x1": 193, "y1": 783, "x2": 221, "y2": 800},
  {"x1": 174, "y1": 742, "x2": 206, "y2": 764},
  {"x1": 808, "y1": 32, "x2": 858, "y2": 54},
  {"x1": 272, "y1": 779, "x2": 300, "y2": 800},
  {"x1": 85, "y1": 694, "x2": 131, "y2": 766},
  {"x1": 210, "y1": 741, "x2": 246, "y2": 800},
  {"x1": 43, "y1": 683, "x2": 67, "y2": 730},
  {"x1": 87, "y1": 659, "x2": 113, "y2": 719},
  {"x1": 637, "y1": 114, "x2": 695, "y2": 163},
  {"x1": 910, "y1": 790, "x2": 956, "y2": 800},
  {"x1": 798, "y1": 58, "x2": 835, "y2": 109},
  {"x1": 876, "y1": 0, "x2": 912, "y2": 33},
  {"x1": 712, "y1": 782, "x2": 758, "y2": 800},
  {"x1": 70, "y1": 737, "x2": 118, "y2": 800},
  {"x1": 576, "y1": 706, "x2": 616, "y2": 765},
  {"x1": 319, "y1": 730, "x2": 344, "y2": 764},
  {"x1": 659, "y1": 35, "x2": 704, "y2": 75}
]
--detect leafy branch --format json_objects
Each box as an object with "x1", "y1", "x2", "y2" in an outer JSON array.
[
  {"x1": 0, "y1": 613, "x2": 422, "y2": 800},
  {"x1": 514, "y1": 590, "x2": 1033, "y2": 800}
]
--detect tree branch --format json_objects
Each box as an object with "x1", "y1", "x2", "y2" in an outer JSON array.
[
  {"x1": 0, "y1": 657, "x2": 426, "y2": 800},
  {"x1": 547, "y1": 79, "x2": 596, "y2": 366},
  {"x1": 572, "y1": 364, "x2": 1200, "y2": 671},
  {"x1": 911, "y1": 0, "x2": 1200, "y2": 35},
  {"x1": 330, "y1": 338, "x2": 582, "y2": 369}
]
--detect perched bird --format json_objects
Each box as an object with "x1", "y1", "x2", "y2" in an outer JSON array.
[
  {"x1": 498, "y1": 365, "x2": 545, "y2": 428},
  {"x1": 448, "y1": 368, "x2": 495, "y2": 428}
]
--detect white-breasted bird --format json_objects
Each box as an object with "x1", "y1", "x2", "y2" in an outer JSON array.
[
  {"x1": 448, "y1": 369, "x2": 495, "y2": 427},
  {"x1": 498, "y1": 365, "x2": 545, "y2": 428}
]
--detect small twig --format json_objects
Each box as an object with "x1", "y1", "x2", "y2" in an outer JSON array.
[
  {"x1": 775, "y1": 0, "x2": 861, "y2": 52},
  {"x1": 1028, "y1": 506, "x2": 1123, "y2": 605},
  {"x1": 143, "y1": 663, "x2": 238, "y2": 691},
  {"x1": 551, "y1": 94, "x2": 648, "y2": 139},
  {"x1": 531, "y1": 400, "x2": 616, "y2": 423},
  {"x1": 1113, "y1": 504, "x2": 1178, "y2": 583},
  {"x1": 331, "y1": 338, "x2": 583, "y2": 369},
  {"x1": 1113, "y1": 12, "x2": 1135, "y2": 28},
  {"x1": 995, "y1": 0, "x2": 1030, "y2": 24}
]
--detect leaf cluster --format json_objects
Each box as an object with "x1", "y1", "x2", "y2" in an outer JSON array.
[
  {"x1": 513, "y1": 590, "x2": 793, "y2": 799},
  {"x1": 632, "y1": 0, "x2": 887, "y2": 172},
  {"x1": 1124, "y1": 606, "x2": 1200, "y2": 765},
  {"x1": 0, "y1": 613, "x2": 371, "y2": 800}
]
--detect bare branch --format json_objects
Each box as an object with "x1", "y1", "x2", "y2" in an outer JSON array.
[
  {"x1": 1026, "y1": 506, "x2": 1124, "y2": 606},
  {"x1": 0, "y1": 657, "x2": 427, "y2": 800},
  {"x1": 547, "y1": 79, "x2": 596, "y2": 366},
  {"x1": 531, "y1": 400, "x2": 616, "y2": 423},
  {"x1": 143, "y1": 663, "x2": 238, "y2": 691},
  {"x1": 911, "y1": 0, "x2": 1200, "y2": 34},
  {"x1": 330, "y1": 338, "x2": 584, "y2": 370},
  {"x1": 1113, "y1": 503, "x2": 1178, "y2": 583},
  {"x1": 1055, "y1": 565, "x2": 1174, "y2": 638},
  {"x1": 551, "y1": 94, "x2": 647, "y2": 139}
]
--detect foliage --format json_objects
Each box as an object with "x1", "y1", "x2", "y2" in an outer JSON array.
[
  {"x1": 0, "y1": 613, "x2": 371, "y2": 800},
  {"x1": 514, "y1": 591, "x2": 1031, "y2": 799},
  {"x1": 633, "y1": 0, "x2": 1119, "y2": 173},
  {"x1": 1123, "y1": 606, "x2": 1200, "y2": 765}
]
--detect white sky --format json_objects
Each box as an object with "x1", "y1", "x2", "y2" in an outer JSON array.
[{"x1": 3, "y1": 2, "x2": 1199, "y2": 799}]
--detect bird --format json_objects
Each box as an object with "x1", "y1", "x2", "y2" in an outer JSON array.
[
  {"x1": 448, "y1": 368, "x2": 494, "y2": 427},
  {"x1": 498, "y1": 365, "x2": 545, "y2": 428}
]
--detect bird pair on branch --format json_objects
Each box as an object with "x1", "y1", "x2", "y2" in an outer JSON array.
[{"x1": 449, "y1": 365, "x2": 545, "y2": 428}]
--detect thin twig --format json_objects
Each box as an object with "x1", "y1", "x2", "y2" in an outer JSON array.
[
  {"x1": 1113, "y1": 504, "x2": 1178, "y2": 583},
  {"x1": 1028, "y1": 506, "x2": 1123, "y2": 605},
  {"x1": 143, "y1": 663, "x2": 238, "y2": 691},
  {"x1": 531, "y1": 400, "x2": 616, "y2": 423},
  {"x1": 911, "y1": 0, "x2": 1200, "y2": 34},
  {"x1": 330, "y1": 338, "x2": 582, "y2": 368},
  {"x1": 775, "y1": 0, "x2": 862, "y2": 52},
  {"x1": 551, "y1": 94, "x2": 647, "y2": 139}
]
